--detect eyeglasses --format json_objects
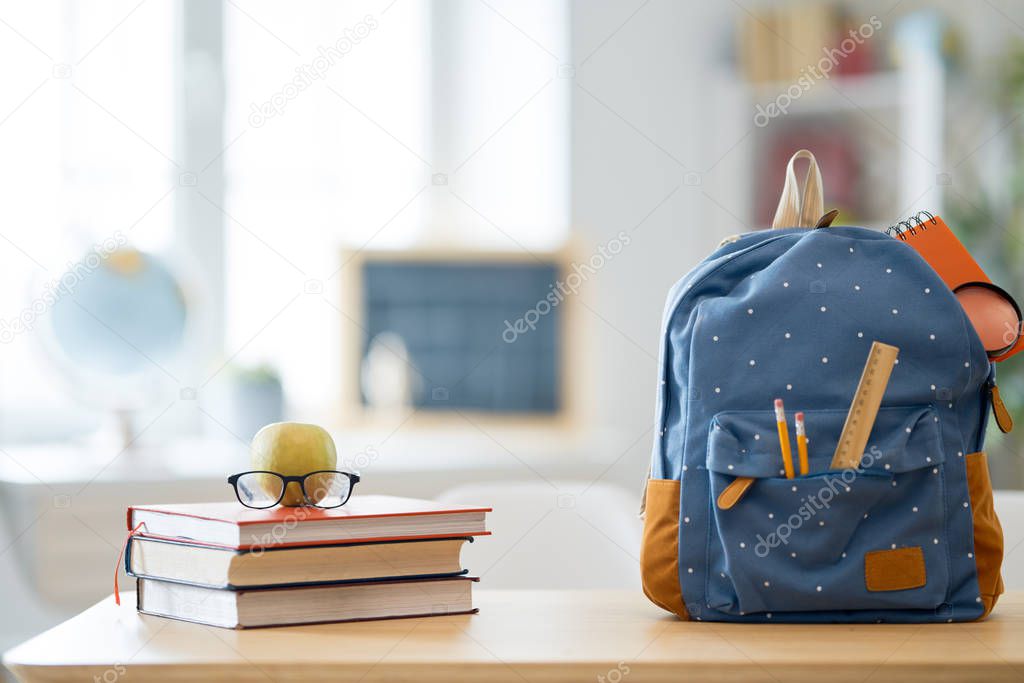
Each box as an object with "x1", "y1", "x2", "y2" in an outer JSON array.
[{"x1": 227, "y1": 470, "x2": 360, "y2": 509}]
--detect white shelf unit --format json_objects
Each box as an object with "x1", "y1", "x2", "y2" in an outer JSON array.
[{"x1": 713, "y1": 13, "x2": 948, "y2": 231}]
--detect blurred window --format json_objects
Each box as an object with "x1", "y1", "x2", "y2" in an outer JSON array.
[
  {"x1": 222, "y1": 1, "x2": 570, "y2": 416},
  {"x1": 0, "y1": 0, "x2": 571, "y2": 439},
  {"x1": 0, "y1": 1, "x2": 174, "y2": 440}
]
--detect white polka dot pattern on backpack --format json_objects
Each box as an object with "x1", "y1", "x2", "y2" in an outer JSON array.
[{"x1": 651, "y1": 225, "x2": 994, "y2": 624}]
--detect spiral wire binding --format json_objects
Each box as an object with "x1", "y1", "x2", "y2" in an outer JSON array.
[{"x1": 885, "y1": 211, "x2": 937, "y2": 240}]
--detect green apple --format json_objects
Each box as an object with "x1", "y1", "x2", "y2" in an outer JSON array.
[{"x1": 250, "y1": 422, "x2": 337, "y2": 506}]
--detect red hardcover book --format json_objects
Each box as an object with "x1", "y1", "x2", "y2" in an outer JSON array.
[{"x1": 128, "y1": 496, "x2": 490, "y2": 550}]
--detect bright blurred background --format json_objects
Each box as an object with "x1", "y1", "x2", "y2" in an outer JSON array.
[{"x1": 2, "y1": 0, "x2": 1024, "y2": 665}]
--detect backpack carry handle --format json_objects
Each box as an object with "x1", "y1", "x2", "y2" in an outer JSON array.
[{"x1": 771, "y1": 149, "x2": 824, "y2": 229}]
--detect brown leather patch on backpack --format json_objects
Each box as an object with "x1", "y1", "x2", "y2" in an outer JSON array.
[{"x1": 864, "y1": 546, "x2": 926, "y2": 592}]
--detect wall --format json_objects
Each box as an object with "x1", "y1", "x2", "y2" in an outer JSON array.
[{"x1": 569, "y1": 1, "x2": 739, "y2": 494}]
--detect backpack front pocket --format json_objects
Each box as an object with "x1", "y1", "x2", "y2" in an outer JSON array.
[{"x1": 705, "y1": 406, "x2": 950, "y2": 615}]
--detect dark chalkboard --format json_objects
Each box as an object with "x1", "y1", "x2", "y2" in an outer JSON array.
[{"x1": 362, "y1": 260, "x2": 561, "y2": 413}]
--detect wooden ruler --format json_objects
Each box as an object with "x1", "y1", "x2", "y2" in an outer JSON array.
[{"x1": 830, "y1": 341, "x2": 900, "y2": 470}]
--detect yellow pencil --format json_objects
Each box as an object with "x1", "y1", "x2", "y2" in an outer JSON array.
[
  {"x1": 775, "y1": 398, "x2": 795, "y2": 479},
  {"x1": 795, "y1": 411, "x2": 810, "y2": 476}
]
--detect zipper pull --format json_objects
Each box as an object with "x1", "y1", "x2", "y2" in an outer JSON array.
[
  {"x1": 639, "y1": 463, "x2": 651, "y2": 519},
  {"x1": 717, "y1": 476, "x2": 755, "y2": 510},
  {"x1": 989, "y1": 380, "x2": 1014, "y2": 433},
  {"x1": 814, "y1": 208, "x2": 840, "y2": 228}
]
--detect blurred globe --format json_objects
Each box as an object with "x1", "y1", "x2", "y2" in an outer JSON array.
[
  {"x1": 48, "y1": 248, "x2": 186, "y2": 376},
  {"x1": 49, "y1": 248, "x2": 186, "y2": 375},
  {"x1": 40, "y1": 246, "x2": 189, "y2": 448}
]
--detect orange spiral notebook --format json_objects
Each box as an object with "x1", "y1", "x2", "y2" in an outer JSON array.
[
  {"x1": 887, "y1": 213, "x2": 988, "y2": 289},
  {"x1": 887, "y1": 212, "x2": 1023, "y2": 362}
]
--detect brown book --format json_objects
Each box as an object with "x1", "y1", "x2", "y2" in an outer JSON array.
[{"x1": 127, "y1": 536, "x2": 471, "y2": 589}]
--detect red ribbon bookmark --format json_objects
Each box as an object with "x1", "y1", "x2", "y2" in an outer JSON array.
[{"x1": 113, "y1": 522, "x2": 147, "y2": 605}]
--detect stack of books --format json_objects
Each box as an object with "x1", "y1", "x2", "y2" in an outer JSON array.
[{"x1": 124, "y1": 496, "x2": 490, "y2": 628}]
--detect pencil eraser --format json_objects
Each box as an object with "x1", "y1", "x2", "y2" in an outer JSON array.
[
  {"x1": 774, "y1": 398, "x2": 783, "y2": 409},
  {"x1": 795, "y1": 411, "x2": 804, "y2": 421}
]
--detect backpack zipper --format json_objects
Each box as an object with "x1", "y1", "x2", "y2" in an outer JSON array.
[{"x1": 987, "y1": 379, "x2": 1014, "y2": 433}]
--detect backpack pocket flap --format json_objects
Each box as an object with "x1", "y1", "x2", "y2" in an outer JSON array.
[
  {"x1": 708, "y1": 406, "x2": 944, "y2": 478},
  {"x1": 704, "y1": 405, "x2": 951, "y2": 615}
]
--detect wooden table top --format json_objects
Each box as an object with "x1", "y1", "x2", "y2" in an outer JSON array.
[{"x1": 5, "y1": 590, "x2": 1024, "y2": 682}]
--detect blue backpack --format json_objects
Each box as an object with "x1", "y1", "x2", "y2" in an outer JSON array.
[{"x1": 640, "y1": 151, "x2": 1007, "y2": 623}]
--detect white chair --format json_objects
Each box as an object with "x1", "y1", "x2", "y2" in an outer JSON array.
[
  {"x1": 995, "y1": 490, "x2": 1024, "y2": 590},
  {"x1": 439, "y1": 480, "x2": 642, "y2": 589}
]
